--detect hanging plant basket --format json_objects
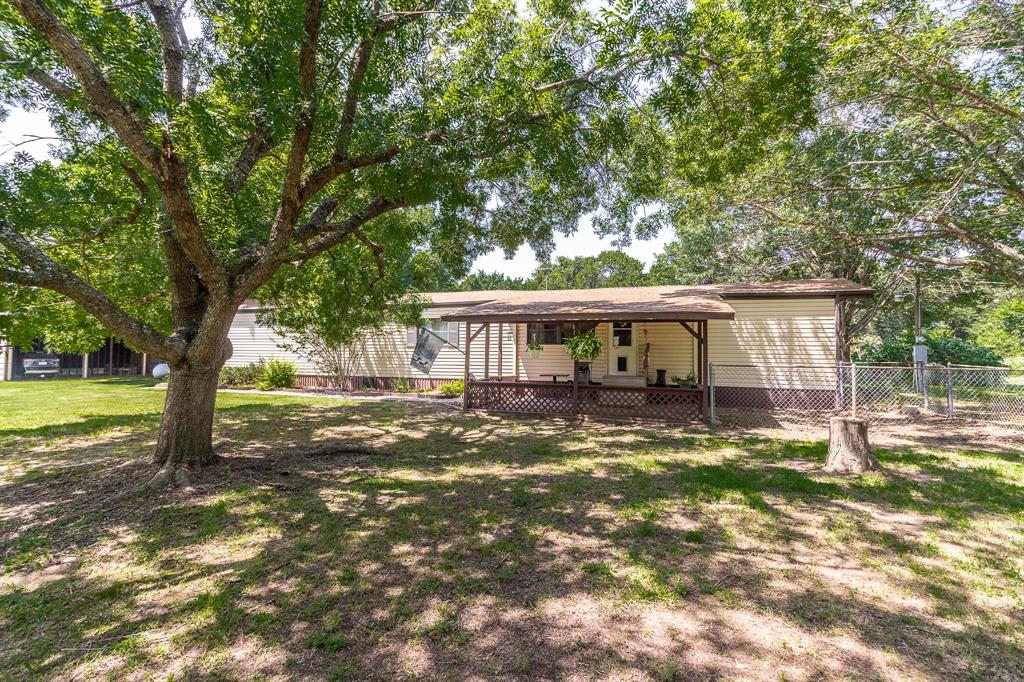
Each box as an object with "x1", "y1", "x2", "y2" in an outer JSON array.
[
  {"x1": 527, "y1": 338, "x2": 543, "y2": 359},
  {"x1": 564, "y1": 330, "x2": 604, "y2": 368}
]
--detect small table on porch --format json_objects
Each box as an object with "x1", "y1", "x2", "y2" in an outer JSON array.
[{"x1": 538, "y1": 374, "x2": 571, "y2": 383}]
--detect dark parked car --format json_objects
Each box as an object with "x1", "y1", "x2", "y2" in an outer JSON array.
[{"x1": 21, "y1": 354, "x2": 60, "y2": 378}]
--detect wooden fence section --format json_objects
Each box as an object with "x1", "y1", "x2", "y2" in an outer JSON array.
[
  {"x1": 580, "y1": 384, "x2": 705, "y2": 422},
  {"x1": 466, "y1": 379, "x2": 707, "y2": 422}
]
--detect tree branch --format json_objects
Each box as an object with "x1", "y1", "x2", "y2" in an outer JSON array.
[
  {"x1": 352, "y1": 228, "x2": 385, "y2": 284},
  {"x1": 12, "y1": 0, "x2": 226, "y2": 290},
  {"x1": 292, "y1": 196, "x2": 418, "y2": 264},
  {"x1": 236, "y1": 0, "x2": 324, "y2": 297},
  {"x1": 299, "y1": 145, "x2": 407, "y2": 204},
  {"x1": 55, "y1": 161, "x2": 151, "y2": 245},
  {"x1": 11, "y1": 0, "x2": 163, "y2": 175},
  {"x1": 298, "y1": 6, "x2": 436, "y2": 202},
  {"x1": 0, "y1": 45, "x2": 76, "y2": 99},
  {"x1": 0, "y1": 219, "x2": 187, "y2": 358},
  {"x1": 0, "y1": 265, "x2": 47, "y2": 287},
  {"x1": 145, "y1": 0, "x2": 185, "y2": 102},
  {"x1": 230, "y1": 120, "x2": 273, "y2": 191},
  {"x1": 335, "y1": 33, "x2": 377, "y2": 161},
  {"x1": 535, "y1": 58, "x2": 639, "y2": 94}
]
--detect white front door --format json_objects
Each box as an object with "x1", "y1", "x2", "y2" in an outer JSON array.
[{"x1": 607, "y1": 322, "x2": 637, "y2": 375}]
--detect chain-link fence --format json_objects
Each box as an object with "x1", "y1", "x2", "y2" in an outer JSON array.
[{"x1": 710, "y1": 362, "x2": 1024, "y2": 431}]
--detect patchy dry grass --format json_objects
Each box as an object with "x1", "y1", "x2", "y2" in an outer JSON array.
[{"x1": 1, "y1": 378, "x2": 1023, "y2": 681}]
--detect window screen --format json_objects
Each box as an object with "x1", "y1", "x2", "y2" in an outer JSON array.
[
  {"x1": 527, "y1": 322, "x2": 560, "y2": 345},
  {"x1": 407, "y1": 320, "x2": 459, "y2": 347},
  {"x1": 527, "y1": 321, "x2": 599, "y2": 345}
]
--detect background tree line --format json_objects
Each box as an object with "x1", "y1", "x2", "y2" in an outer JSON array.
[{"x1": 450, "y1": 0, "x2": 1024, "y2": 367}]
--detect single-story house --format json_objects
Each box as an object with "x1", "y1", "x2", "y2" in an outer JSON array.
[{"x1": 226, "y1": 278, "x2": 873, "y2": 423}]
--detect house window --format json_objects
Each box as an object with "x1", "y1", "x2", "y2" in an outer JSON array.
[
  {"x1": 527, "y1": 322, "x2": 561, "y2": 345},
  {"x1": 526, "y1": 321, "x2": 598, "y2": 345},
  {"x1": 407, "y1": 319, "x2": 459, "y2": 347},
  {"x1": 611, "y1": 321, "x2": 633, "y2": 348}
]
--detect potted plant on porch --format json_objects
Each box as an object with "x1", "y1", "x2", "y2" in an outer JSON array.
[
  {"x1": 526, "y1": 336, "x2": 543, "y2": 359},
  {"x1": 564, "y1": 329, "x2": 603, "y2": 384},
  {"x1": 671, "y1": 371, "x2": 697, "y2": 389}
]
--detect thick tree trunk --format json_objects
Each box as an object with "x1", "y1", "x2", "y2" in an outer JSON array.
[
  {"x1": 146, "y1": 334, "x2": 233, "y2": 490},
  {"x1": 823, "y1": 416, "x2": 881, "y2": 473},
  {"x1": 153, "y1": 363, "x2": 221, "y2": 468}
]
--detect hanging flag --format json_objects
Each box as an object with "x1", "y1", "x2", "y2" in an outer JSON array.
[{"x1": 410, "y1": 328, "x2": 445, "y2": 374}]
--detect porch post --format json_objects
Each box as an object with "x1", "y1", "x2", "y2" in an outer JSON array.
[
  {"x1": 696, "y1": 324, "x2": 703, "y2": 384},
  {"x1": 513, "y1": 323, "x2": 520, "y2": 381},
  {"x1": 572, "y1": 358, "x2": 580, "y2": 416},
  {"x1": 484, "y1": 323, "x2": 491, "y2": 379},
  {"x1": 463, "y1": 322, "x2": 472, "y2": 410},
  {"x1": 701, "y1": 320, "x2": 710, "y2": 423},
  {"x1": 701, "y1": 320, "x2": 709, "y2": 385},
  {"x1": 497, "y1": 322, "x2": 503, "y2": 380}
]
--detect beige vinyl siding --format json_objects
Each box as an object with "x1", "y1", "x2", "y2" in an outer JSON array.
[
  {"x1": 359, "y1": 307, "x2": 492, "y2": 380},
  {"x1": 226, "y1": 306, "x2": 504, "y2": 381},
  {"x1": 465, "y1": 321, "x2": 516, "y2": 379},
  {"x1": 643, "y1": 322, "x2": 696, "y2": 382},
  {"x1": 708, "y1": 298, "x2": 837, "y2": 388},
  {"x1": 226, "y1": 312, "x2": 320, "y2": 374}
]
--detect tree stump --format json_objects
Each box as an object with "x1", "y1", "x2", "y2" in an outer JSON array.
[{"x1": 823, "y1": 417, "x2": 881, "y2": 473}]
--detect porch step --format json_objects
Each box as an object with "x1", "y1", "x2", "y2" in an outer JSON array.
[{"x1": 601, "y1": 375, "x2": 647, "y2": 387}]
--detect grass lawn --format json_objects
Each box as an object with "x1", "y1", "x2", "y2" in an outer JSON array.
[{"x1": 1, "y1": 379, "x2": 1022, "y2": 681}]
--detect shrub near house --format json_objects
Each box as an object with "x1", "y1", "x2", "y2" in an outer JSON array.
[{"x1": 218, "y1": 359, "x2": 297, "y2": 389}]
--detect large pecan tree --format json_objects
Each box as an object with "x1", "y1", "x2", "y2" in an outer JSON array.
[{"x1": 0, "y1": 0, "x2": 816, "y2": 487}]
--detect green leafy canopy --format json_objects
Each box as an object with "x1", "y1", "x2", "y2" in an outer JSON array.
[{"x1": 0, "y1": 0, "x2": 823, "y2": 357}]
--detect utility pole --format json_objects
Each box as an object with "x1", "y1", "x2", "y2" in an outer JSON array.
[
  {"x1": 912, "y1": 273, "x2": 929, "y2": 404},
  {"x1": 914, "y1": 273, "x2": 922, "y2": 347}
]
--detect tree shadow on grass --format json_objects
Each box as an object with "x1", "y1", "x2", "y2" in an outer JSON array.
[{"x1": 1, "y1": 402, "x2": 1023, "y2": 680}]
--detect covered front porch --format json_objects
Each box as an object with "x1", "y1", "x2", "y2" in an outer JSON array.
[{"x1": 442, "y1": 287, "x2": 737, "y2": 423}]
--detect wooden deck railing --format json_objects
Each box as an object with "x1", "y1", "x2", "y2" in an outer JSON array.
[{"x1": 466, "y1": 379, "x2": 707, "y2": 422}]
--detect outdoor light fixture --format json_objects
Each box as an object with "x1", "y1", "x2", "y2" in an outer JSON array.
[{"x1": 893, "y1": 291, "x2": 907, "y2": 303}]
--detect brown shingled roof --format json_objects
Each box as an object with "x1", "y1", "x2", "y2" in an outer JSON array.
[
  {"x1": 440, "y1": 286, "x2": 736, "y2": 322},
  {"x1": 436, "y1": 278, "x2": 872, "y2": 323}
]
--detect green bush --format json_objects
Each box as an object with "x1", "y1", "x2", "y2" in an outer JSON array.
[
  {"x1": 391, "y1": 377, "x2": 414, "y2": 393},
  {"x1": 973, "y1": 297, "x2": 1024, "y2": 359},
  {"x1": 219, "y1": 360, "x2": 266, "y2": 386},
  {"x1": 259, "y1": 359, "x2": 297, "y2": 389},
  {"x1": 854, "y1": 327, "x2": 1003, "y2": 366},
  {"x1": 438, "y1": 379, "x2": 464, "y2": 396}
]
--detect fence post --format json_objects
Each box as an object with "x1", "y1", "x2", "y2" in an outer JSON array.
[
  {"x1": 946, "y1": 362, "x2": 953, "y2": 418},
  {"x1": 851, "y1": 362, "x2": 858, "y2": 418},
  {"x1": 922, "y1": 363, "x2": 930, "y2": 412},
  {"x1": 709, "y1": 363, "x2": 716, "y2": 424},
  {"x1": 835, "y1": 363, "x2": 843, "y2": 411}
]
